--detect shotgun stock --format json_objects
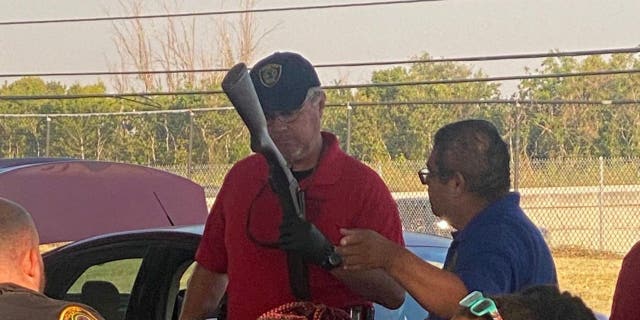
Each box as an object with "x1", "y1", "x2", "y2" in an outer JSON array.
[{"x1": 221, "y1": 62, "x2": 304, "y2": 218}]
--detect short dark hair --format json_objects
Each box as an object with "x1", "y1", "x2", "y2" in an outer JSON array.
[
  {"x1": 432, "y1": 119, "x2": 510, "y2": 202},
  {"x1": 0, "y1": 197, "x2": 37, "y2": 261},
  {"x1": 498, "y1": 285, "x2": 596, "y2": 320},
  {"x1": 456, "y1": 285, "x2": 596, "y2": 320}
]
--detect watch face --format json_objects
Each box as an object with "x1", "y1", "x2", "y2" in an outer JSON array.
[{"x1": 329, "y1": 252, "x2": 343, "y2": 266}]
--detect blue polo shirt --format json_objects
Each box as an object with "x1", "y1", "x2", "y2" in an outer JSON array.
[{"x1": 432, "y1": 193, "x2": 557, "y2": 319}]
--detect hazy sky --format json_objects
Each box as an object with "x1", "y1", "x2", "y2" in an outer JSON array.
[{"x1": 1, "y1": 0, "x2": 639, "y2": 95}]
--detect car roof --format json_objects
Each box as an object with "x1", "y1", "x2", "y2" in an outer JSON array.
[
  {"x1": 0, "y1": 157, "x2": 74, "y2": 170},
  {"x1": 0, "y1": 159, "x2": 208, "y2": 244}
]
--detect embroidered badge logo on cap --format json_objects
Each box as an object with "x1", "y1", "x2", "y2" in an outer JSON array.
[
  {"x1": 259, "y1": 63, "x2": 282, "y2": 88},
  {"x1": 249, "y1": 51, "x2": 320, "y2": 112}
]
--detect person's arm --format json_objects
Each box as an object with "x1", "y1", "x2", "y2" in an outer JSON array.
[
  {"x1": 179, "y1": 263, "x2": 228, "y2": 320},
  {"x1": 59, "y1": 304, "x2": 107, "y2": 320},
  {"x1": 331, "y1": 266, "x2": 405, "y2": 309},
  {"x1": 333, "y1": 171, "x2": 405, "y2": 309},
  {"x1": 337, "y1": 229, "x2": 468, "y2": 318},
  {"x1": 278, "y1": 213, "x2": 405, "y2": 308}
]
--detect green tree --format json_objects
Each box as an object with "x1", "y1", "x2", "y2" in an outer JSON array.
[
  {"x1": 333, "y1": 53, "x2": 501, "y2": 161},
  {"x1": 518, "y1": 53, "x2": 640, "y2": 158},
  {"x1": 0, "y1": 78, "x2": 64, "y2": 157}
]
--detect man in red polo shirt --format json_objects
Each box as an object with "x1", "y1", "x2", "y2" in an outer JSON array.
[
  {"x1": 610, "y1": 240, "x2": 640, "y2": 320},
  {"x1": 179, "y1": 52, "x2": 405, "y2": 320}
]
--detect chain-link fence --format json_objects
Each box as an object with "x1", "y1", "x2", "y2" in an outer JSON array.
[
  {"x1": 158, "y1": 157, "x2": 640, "y2": 255},
  {"x1": 517, "y1": 157, "x2": 640, "y2": 255},
  {"x1": 3, "y1": 106, "x2": 640, "y2": 254}
]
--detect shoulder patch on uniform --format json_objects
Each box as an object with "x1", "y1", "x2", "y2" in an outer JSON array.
[{"x1": 58, "y1": 305, "x2": 100, "y2": 320}]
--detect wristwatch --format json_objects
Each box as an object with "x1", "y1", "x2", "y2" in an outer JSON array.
[{"x1": 321, "y1": 247, "x2": 343, "y2": 270}]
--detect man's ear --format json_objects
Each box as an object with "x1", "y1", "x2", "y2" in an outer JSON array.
[
  {"x1": 450, "y1": 171, "x2": 466, "y2": 195},
  {"x1": 23, "y1": 245, "x2": 44, "y2": 291},
  {"x1": 317, "y1": 92, "x2": 326, "y2": 116},
  {"x1": 27, "y1": 246, "x2": 41, "y2": 276}
]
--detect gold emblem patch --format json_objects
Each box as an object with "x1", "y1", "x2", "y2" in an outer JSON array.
[
  {"x1": 259, "y1": 63, "x2": 282, "y2": 87},
  {"x1": 59, "y1": 305, "x2": 100, "y2": 320}
]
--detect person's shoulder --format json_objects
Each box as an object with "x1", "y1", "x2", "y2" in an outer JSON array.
[
  {"x1": 232, "y1": 153, "x2": 265, "y2": 169},
  {"x1": 57, "y1": 304, "x2": 105, "y2": 320},
  {"x1": 468, "y1": 205, "x2": 541, "y2": 246},
  {"x1": 623, "y1": 240, "x2": 640, "y2": 263},
  {"x1": 317, "y1": 138, "x2": 376, "y2": 176},
  {"x1": 226, "y1": 154, "x2": 267, "y2": 177},
  {"x1": 338, "y1": 158, "x2": 391, "y2": 193},
  {"x1": 487, "y1": 194, "x2": 540, "y2": 233},
  {"x1": 337, "y1": 154, "x2": 384, "y2": 180},
  {"x1": 342, "y1": 155, "x2": 371, "y2": 171},
  {"x1": 2, "y1": 290, "x2": 105, "y2": 320}
]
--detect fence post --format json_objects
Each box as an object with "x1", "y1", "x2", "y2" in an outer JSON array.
[
  {"x1": 513, "y1": 103, "x2": 521, "y2": 191},
  {"x1": 346, "y1": 102, "x2": 352, "y2": 155},
  {"x1": 45, "y1": 116, "x2": 51, "y2": 157},
  {"x1": 598, "y1": 156, "x2": 604, "y2": 251},
  {"x1": 187, "y1": 110, "x2": 194, "y2": 178}
]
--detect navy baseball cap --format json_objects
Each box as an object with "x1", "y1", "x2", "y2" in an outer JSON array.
[{"x1": 249, "y1": 52, "x2": 321, "y2": 113}]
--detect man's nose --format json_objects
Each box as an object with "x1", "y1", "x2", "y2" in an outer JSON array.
[{"x1": 267, "y1": 119, "x2": 288, "y2": 132}]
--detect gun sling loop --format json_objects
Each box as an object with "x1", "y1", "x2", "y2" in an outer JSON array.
[{"x1": 272, "y1": 173, "x2": 311, "y2": 300}]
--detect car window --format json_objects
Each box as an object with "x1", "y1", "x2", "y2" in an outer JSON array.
[
  {"x1": 65, "y1": 258, "x2": 143, "y2": 320},
  {"x1": 173, "y1": 262, "x2": 195, "y2": 320},
  {"x1": 174, "y1": 262, "x2": 227, "y2": 320},
  {"x1": 179, "y1": 262, "x2": 196, "y2": 290},
  {"x1": 68, "y1": 258, "x2": 143, "y2": 294}
]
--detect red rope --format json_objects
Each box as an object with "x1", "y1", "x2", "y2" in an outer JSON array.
[{"x1": 257, "y1": 301, "x2": 352, "y2": 320}]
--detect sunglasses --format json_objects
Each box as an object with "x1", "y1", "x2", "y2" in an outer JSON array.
[
  {"x1": 264, "y1": 102, "x2": 309, "y2": 123},
  {"x1": 264, "y1": 90, "x2": 320, "y2": 124},
  {"x1": 459, "y1": 291, "x2": 504, "y2": 320},
  {"x1": 417, "y1": 167, "x2": 439, "y2": 185}
]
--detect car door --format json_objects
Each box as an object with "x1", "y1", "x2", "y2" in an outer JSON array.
[
  {"x1": 43, "y1": 230, "x2": 201, "y2": 320},
  {"x1": 373, "y1": 232, "x2": 451, "y2": 319}
]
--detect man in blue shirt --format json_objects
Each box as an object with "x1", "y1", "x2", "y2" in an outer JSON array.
[{"x1": 337, "y1": 119, "x2": 557, "y2": 320}]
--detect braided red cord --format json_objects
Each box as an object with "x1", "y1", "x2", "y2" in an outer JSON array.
[{"x1": 257, "y1": 301, "x2": 352, "y2": 320}]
